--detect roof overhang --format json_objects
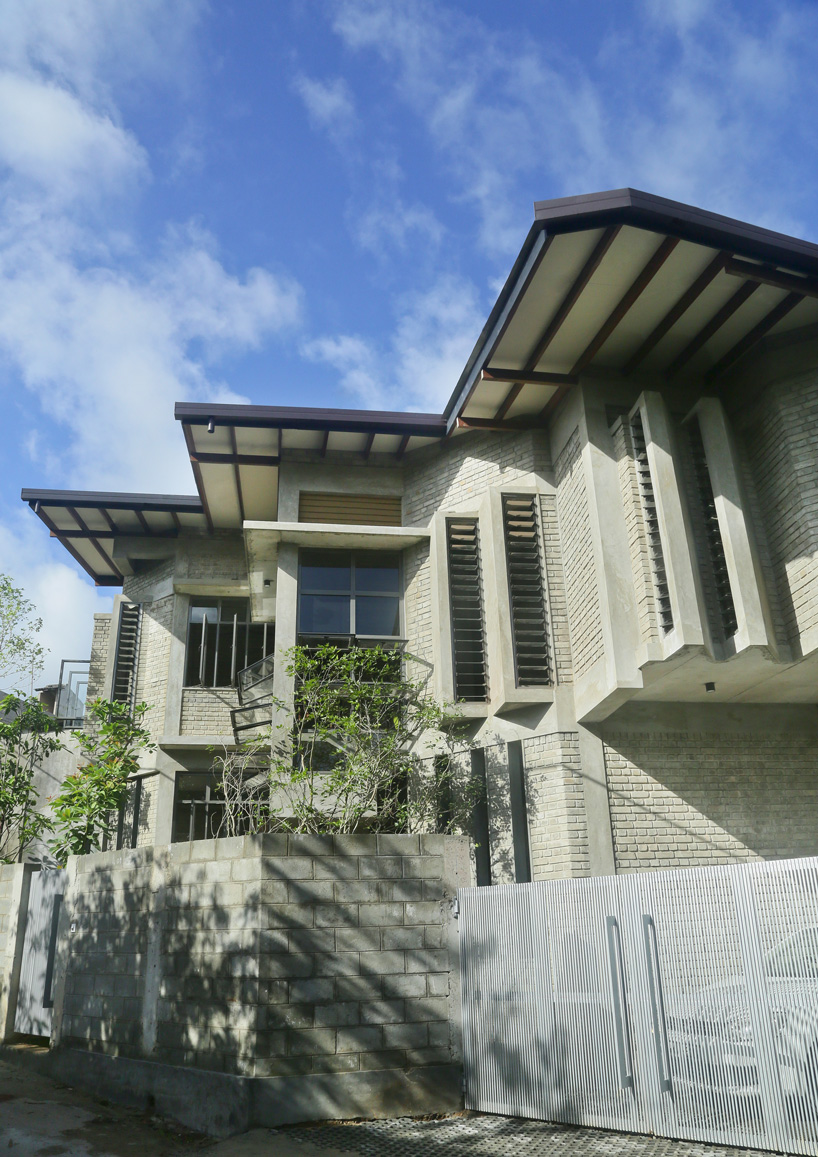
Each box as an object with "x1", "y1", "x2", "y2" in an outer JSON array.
[
  {"x1": 21, "y1": 489, "x2": 207, "y2": 586},
  {"x1": 445, "y1": 188, "x2": 818, "y2": 431},
  {"x1": 175, "y1": 403, "x2": 447, "y2": 531}
]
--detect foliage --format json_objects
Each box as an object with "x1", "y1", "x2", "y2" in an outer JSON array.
[
  {"x1": 49, "y1": 699, "x2": 155, "y2": 862},
  {"x1": 0, "y1": 574, "x2": 47, "y2": 689},
  {"x1": 0, "y1": 694, "x2": 63, "y2": 863},
  {"x1": 212, "y1": 644, "x2": 479, "y2": 837}
]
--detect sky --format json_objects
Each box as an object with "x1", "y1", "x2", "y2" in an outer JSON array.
[{"x1": 2, "y1": 0, "x2": 818, "y2": 687}]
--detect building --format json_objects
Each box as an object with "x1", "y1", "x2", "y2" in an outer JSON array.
[{"x1": 21, "y1": 188, "x2": 818, "y2": 881}]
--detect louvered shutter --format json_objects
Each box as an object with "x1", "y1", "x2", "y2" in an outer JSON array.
[
  {"x1": 112, "y1": 602, "x2": 141, "y2": 708},
  {"x1": 631, "y1": 412, "x2": 674, "y2": 634},
  {"x1": 687, "y1": 418, "x2": 737, "y2": 639},
  {"x1": 446, "y1": 519, "x2": 488, "y2": 701},
  {"x1": 501, "y1": 495, "x2": 551, "y2": 686},
  {"x1": 298, "y1": 493, "x2": 402, "y2": 526}
]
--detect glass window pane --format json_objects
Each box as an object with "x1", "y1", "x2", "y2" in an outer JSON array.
[
  {"x1": 300, "y1": 594, "x2": 351, "y2": 634},
  {"x1": 188, "y1": 600, "x2": 218, "y2": 624},
  {"x1": 300, "y1": 550, "x2": 352, "y2": 591},
  {"x1": 220, "y1": 598, "x2": 247, "y2": 623},
  {"x1": 355, "y1": 552, "x2": 400, "y2": 592},
  {"x1": 185, "y1": 622, "x2": 203, "y2": 684},
  {"x1": 356, "y1": 596, "x2": 400, "y2": 637}
]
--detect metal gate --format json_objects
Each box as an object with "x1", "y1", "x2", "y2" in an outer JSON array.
[
  {"x1": 14, "y1": 868, "x2": 65, "y2": 1037},
  {"x1": 459, "y1": 857, "x2": 818, "y2": 1155}
]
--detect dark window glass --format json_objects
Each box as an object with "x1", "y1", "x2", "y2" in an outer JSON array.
[
  {"x1": 299, "y1": 594, "x2": 351, "y2": 634},
  {"x1": 355, "y1": 552, "x2": 400, "y2": 592},
  {"x1": 356, "y1": 596, "x2": 400, "y2": 636},
  {"x1": 298, "y1": 550, "x2": 402, "y2": 640},
  {"x1": 300, "y1": 551, "x2": 352, "y2": 592}
]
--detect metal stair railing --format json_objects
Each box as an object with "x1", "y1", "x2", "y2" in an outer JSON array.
[{"x1": 231, "y1": 653, "x2": 275, "y2": 742}]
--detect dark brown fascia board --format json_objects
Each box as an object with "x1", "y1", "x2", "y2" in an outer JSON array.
[
  {"x1": 533, "y1": 188, "x2": 818, "y2": 275},
  {"x1": 175, "y1": 403, "x2": 448, "y2": 438},
  {"x1": 21, "y1": 488, "x2": 204, "y2": 514}
]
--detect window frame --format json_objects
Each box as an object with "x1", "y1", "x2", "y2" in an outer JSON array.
[
  {"x1": 184, "y1": 597, "x2": 273, "y2": 689},
  {"x1": 297, "y1": 549, "x2": 404, "y2": 642}
]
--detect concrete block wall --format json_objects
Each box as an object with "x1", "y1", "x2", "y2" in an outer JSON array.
[
  {"x1": 0, "y1": 864, "x2": 22, "y2": 1031},
  {"x1": 603, "y1": 724, "x2": 818, "y2": 872},
  {"x1": 611, "y1": 417, "x2": 659, "y2": 647},
  {"x1": 133, "y1": 593, "x2": 174, "y2": 740},
  {"x1": 554, "y1": 429, "x2": 604, "y2": 680},
  {"x1": 539, "y1": 493, "x2": 573, "y2": 684},
  {"x1": 85, "y1": 613, "x2": 112, "y2": 705},
  {"x1": 523, "y1": 733, "x2": 590, "y2": 880},
  {"x1": 53, "y1": 835, "x2": 470, "y2": 1105},
  {"x1": 179, "y1": 688, "x2": 239, "y2": 736}
]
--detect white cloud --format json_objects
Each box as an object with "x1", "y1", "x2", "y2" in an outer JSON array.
[
  {"x1": 305, "y1": 274, "x2": 483, "y2": 412},
  {"x1": 293, "y1": 74, "x2": 358, "y2": 144},
  {"x1": 330, "y1": 0, "x2": 818, "y2": 252},
  {"x1": 0, "y1": 71, "x2": 147, "y2": 203}
]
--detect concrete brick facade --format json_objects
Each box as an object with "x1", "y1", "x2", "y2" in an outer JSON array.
[
  {"x1": 179, "y1": 688, "x2": 239, "y2": 737},
  {"x1": 603, "y1": 714, "x2": 818, "y2": 872},
  {"x1": 523, "y1": 733, "x2": 589, "y2": 880}
]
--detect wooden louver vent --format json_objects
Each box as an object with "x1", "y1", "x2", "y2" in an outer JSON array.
[
  {"x1": 298, "y1": 492, "x2": 402, "y2": 526},
  {"x1": 687, "y1": 418, "x2": 738, "y2": 640},
  {"x1": 631, "y1": 412, "x2": 674, "y2": 635},
  {"x1": 446, "y1": 518, "x2": 488, "y2": 702},
  {"x1": 112, "y1": 602, "x2": 141, "y2": 708},
  {"x1": 502, "y1": 495, "x2": 551, "y2": 687}
]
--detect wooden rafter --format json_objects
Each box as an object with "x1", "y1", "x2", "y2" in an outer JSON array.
[
  {"x1": 570, "y1": 236, "x2": 679, "y2": 375},
  {"x1": 188, "y1": 452, "x2": 280, "y2": 466},
  {"x1": 320, "y1": 429, "x2": 330, "y2": 458},
  {"x1": 523, "y1": 225, "x2": 621, "y2": 371},
  {"x1": 707, "y1": 291, "x2": 804, "y2": 379},
  {"x1": 667, "y1": 280, "x2": 760, "y2": 378},
  {"x1": 396, "y1": 434, "x2": 410, "y2": 460},
  {"x1": 362, "y1": 431, "x2": 376, "y2": 460},
  {"x1": 623, "y1": 251, "x2": 729, "y2": 372},
  {"x1": 229, "y1": 427, "x2": 245, "y2": 522},
  {"x1": 723, "y1": 258, "x2": 818, "y2": 299}
]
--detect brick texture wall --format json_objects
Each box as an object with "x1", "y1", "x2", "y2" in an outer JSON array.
[
  {"x1": 56, "y1": 835, "x2": 468, "y2": 1082},
  {"x1": 523, "y1": 733, "x2": 590, "y2": 879},
  {"x1": 539, "y1": 493, "x2": 572, "y2": 684},
  {"x1": 85, "y1": 614, "x2": 112, "y2": 705},
  {"x1": 738, "y1": 371, "x2": 818, "y2": 653},
  {"x1": 555, "y1": 430, "x2": 604, "y2": 679},
  {"x1": 180, "y1": 687, "x2": 239, "y2": 736},
  {"x1": 403, "y1": 429, "x2": 547, "y2": 524},
  {"x1": 604, "y1": 729, "x2": 818, "y2": 872}
]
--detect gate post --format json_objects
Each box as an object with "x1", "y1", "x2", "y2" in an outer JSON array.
[{"x1": 0, "y1": 863, "x2": 33, "y2": 1042}]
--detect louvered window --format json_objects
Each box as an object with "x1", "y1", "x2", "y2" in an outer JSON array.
[
  {"x1": 446, "y1": 519, "x2": 488, "y2": 702},
  {"x1": 502, "y1": 495, "x2": 551, "y2": 686},
  {"x1": 112, "y1": 602, "x2": 141, "y2": 708},
  {"x1": 631, "y1": 412, "x2": 674, "y2": 634},
  {"x1": 299, "y1": 492, "x2": 402, "y2": 526},
  {"x1": 687, "y1": 418, "x2": 738, "y2": 639}
]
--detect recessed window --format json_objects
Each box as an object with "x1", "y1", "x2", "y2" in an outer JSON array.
[
  {"x1": 184, "y1": 598, "x2": 272, "y2": 687},
  {"x1": 446, "y1": 518, "x2": 488, "y2": 701},
  {"x1": 298, "y1": 550, "x2": 401, "y2": 640}
]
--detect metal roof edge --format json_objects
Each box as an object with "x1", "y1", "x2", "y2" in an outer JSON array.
[
  {"x1": 174, "y1": 402, "x2": 448, "y2": 436},
  {"x1": 21, "y1": 489, "x2": 204, "y2": 511}
]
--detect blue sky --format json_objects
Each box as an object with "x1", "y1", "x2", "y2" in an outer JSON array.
[{"x1": 2, "y1": 0, "x2": 818, "y2": 684}]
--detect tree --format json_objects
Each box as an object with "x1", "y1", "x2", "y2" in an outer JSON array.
[
  {"x1": 49, "y1": 699, "x2": 155, "y2": 862},
  {"x1": 0, "y1": 694, "x2": 62, "y2": 863},
  {"x1": 212, "y1": 644, "x2": 478, "y2": 837},
  {"x1": 0, "y1": 575, "x2": 47, "y2": 691}
]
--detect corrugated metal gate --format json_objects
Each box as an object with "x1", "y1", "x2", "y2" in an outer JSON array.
[
  {"x1": 14, "y1": 867, "x2": 65, "y2": 1037},
  {"x1": 459, "y1": 858, "x2": 818, "y2": 1155}
]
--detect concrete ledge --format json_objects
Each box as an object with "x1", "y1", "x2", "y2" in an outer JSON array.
[
  {"x1": 0, "y1": 1046, "x2": 463, "y2": 1138},
  {"x1": 251, "y1": 1064, "x2": 463, "y2": 1127}
]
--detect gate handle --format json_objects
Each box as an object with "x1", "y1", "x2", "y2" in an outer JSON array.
[
  {"x1": 642, "y1": 914, "x2": 673, "y2": 1093},
  {"x1": 605, "y1": 916, "x2": 634, "y2": 1089}
]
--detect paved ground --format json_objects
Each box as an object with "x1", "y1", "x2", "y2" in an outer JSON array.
[{"x1": 0, "y1": 1058, "x2": 779, "y2": 1157}]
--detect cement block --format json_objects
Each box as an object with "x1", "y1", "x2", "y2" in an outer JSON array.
[
  {"x1": 287, "y1": 1028, "x2": 336, "y2": 1055},
  {"x1": 332, "y1": 835, "x2": 378, "y2": 855},
  {"x1": 359, "y1": 1001, "x2": 405, "y2": 1024},
  {"x1": 359, "y1": 858, "x2": 402, "y2": 879},
  {"x1": 313, "y1": 1003, "x2": 361, "y2": 1028},
  {"x1": 359, "y1": 952, "x2": 405, "y2": 975}
]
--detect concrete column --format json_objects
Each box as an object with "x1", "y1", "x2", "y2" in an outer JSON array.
[
  {"x1": 577, "y1": 728, "x2": 616, "y2": 876},
  {"x1": 0, "y1": 864, "x2": 30, "y2": 1042},
  {"x1": 271, "y1": 542, "x2": 298, "y2": 738},
  {"x1": 163, "y1": 593, "x2": 190, "y2": 739}
]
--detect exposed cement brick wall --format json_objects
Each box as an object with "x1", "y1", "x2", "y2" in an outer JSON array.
[
  {"x1": 133, "y1": 595, "x2": 174, "y2": 740},
  {"x1": 403, "y1": 542, "x2": 433, "y2": 672},
  {"x1": 738, "y1": 372, "x2": 818, "y2": 653},
  {"x1": 612, "y1": 417, "x2": 658, "y2": 646},
  {"x1": 180, "y1": 688, "x2": 239, "y2": 736},
  {"x1": 85, "y1": 613, "x2": 112, "y2": 706},
  {"x1": 55, "y1": 836, "x2": 469, "y2": 1085},
  {"x1": 604, "y1": 728, "x2": 818, "y2": 872},
  {"x1": 554, "y1": 430, "x2": 604, "y2": 680},
  {"x1": 403, "y1": 430, "x2": 547, "y2": 524},
  {"x1": 538, "y1": 493, "x2": 571, "y2": 685},
  {"x1": 523, "y1": 733, "x2": 590, "y2": 880}
]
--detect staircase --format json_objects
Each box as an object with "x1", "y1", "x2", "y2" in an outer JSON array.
[{"x1": 230, "y1": 654, "x2": 274, "y2": 743}]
